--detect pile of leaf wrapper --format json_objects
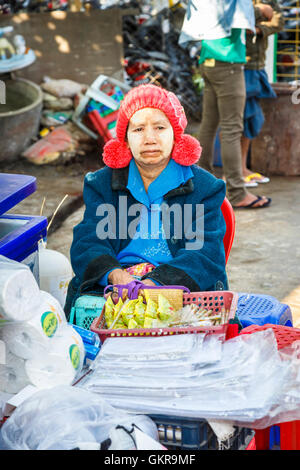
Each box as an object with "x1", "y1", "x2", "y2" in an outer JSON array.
[{"x1": 103, "y1": 291, "x2": 229, "y2": 331}]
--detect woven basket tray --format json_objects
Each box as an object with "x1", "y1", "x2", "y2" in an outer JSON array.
[
  {"x1": 90, "y1": 290, "x2": 238, "y2": 343},
  {"x1": 143, "y1": 288, "x2": 184, "y2": 311}
]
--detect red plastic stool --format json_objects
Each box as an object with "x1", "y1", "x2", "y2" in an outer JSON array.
[{"x1": 240, "y1": 324, "x2": 300, "y2": 450}]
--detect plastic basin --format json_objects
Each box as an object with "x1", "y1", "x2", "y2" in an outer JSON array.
[{"x1": 0, "y1": 78, "x2": 43, "y2": 161}]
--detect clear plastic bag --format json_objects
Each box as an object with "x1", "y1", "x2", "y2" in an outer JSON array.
[
  {"x1": 0, "y1": 385, "x2": 159, "y2": 450},
  {"x1": 240, "y1": 340, "x2": 300, "y2": 429},
  {"x1": 88, "y1": 333, "x2": 223, "y2": 381},
  {"x1": 80, "y1": 329, "x2": 300, "y2": 426},
  {"x1": 98, "y1": 334, "x2": 204, "y2": 361}
]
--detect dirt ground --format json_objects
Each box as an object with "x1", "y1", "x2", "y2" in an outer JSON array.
[{"x1": 2, "y1": 154, "x2": 300, "y2": 328}]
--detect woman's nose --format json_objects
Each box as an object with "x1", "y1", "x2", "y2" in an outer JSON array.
[{"x1": 144, "y1": 126, "x2": 156, "y2": 143}]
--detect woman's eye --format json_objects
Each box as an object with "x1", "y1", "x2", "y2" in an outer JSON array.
[
  {"x1": 157, "y1": 126, "x2": 165, "y2": 130},
  {"x1": 134, "y1": 127, "x2": 143, "y2": 132}
]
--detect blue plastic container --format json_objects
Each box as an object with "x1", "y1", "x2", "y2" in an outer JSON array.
[
  {"x1": 0, "y1": 214, "x2": 47, "y2": 260},
  {"x1": 0, "y1": 214, "x2": 47, "y2": 282},
  {"x1": 0, "y1": 173, "x2": 47, "y2": 283},
  {"x1": 237, "y1": 293, "x2": 293, "y2": 328},
  {"x1": 72, "y1": 324, "x2": 101, "y2": 347},
  {"x1": 0, "y1": 173, "x2": 37, "y2": 214},
  {"x1": 83, "y1": 342, "x2": 101, "y2": 362}
]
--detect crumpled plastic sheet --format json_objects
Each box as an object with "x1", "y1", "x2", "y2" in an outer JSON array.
[
  {"x1": 0, "y1": 385, "x2": 159, "y2": 450},
  {"x1": 78, "y1": 329, "x2": 300, "y2": 428}
]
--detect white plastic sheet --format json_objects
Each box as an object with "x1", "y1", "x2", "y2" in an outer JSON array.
[
  {"x1": 80, "y1": 329, "x2": 300, "y2": 427},
  {"x1": 92, "y1": 333, "x2": 223, "y2": 378},
  {"x1": 99, "y1": 334, "x2": 204, "y2": 361}
]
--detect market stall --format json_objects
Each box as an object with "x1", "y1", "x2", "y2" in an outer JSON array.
[
  {"x1": 1, "y1": 0, "x2": 300, "y2": 454},
  {"x1": 0, "y1": 174, "x2": 300, "y2": 451}
]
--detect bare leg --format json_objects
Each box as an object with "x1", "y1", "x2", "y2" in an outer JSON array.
[
  {"x1": 241, "y1": 135, "x2": 270, "y2": 182},
  {"x1": 241, "y1": 135, "x2": 251, "y2": 176}
]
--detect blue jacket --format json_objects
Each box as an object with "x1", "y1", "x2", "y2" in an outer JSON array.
[{"x1": 64, "y1": 164, "x2": 228, "y2": 317}]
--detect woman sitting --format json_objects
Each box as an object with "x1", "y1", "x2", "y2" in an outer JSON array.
[{"x1": 65, "y1": 84, "x2": 228, "y2": 318}]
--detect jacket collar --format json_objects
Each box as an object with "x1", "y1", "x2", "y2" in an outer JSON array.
[{"x1": 111, "y1": 166, "x2": 194, "y2": 199}]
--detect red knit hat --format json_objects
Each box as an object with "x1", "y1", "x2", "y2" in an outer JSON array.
[{"x1": 103, "y1": 84, "x2": 202, "y2": 168}]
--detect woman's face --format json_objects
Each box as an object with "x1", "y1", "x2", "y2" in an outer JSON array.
[{"x1": 126, "y1": 107, "x2": 174, "y2": 169}]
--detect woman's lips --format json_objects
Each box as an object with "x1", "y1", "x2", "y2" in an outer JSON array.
[{"x1": 141, "y1": 150, "x2": 161, "y2": 155}]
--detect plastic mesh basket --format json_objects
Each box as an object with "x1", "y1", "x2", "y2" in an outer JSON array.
[
  {"x1": 75, "y1": 314, "x2": 97, "y2": 330},
  {"x1": 90, "y1": 291, "x2": 238, "y2": 343},
  {"x1": 149, "y1": 414, "x2": 254, "y2": 450},
  {"x1": 69, "y1": 295, "x2": 106, "y2": 330}
]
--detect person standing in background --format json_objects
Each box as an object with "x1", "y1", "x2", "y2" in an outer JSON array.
[
  {"x1": 182, "y1": 0, "x2": 272, "y2": 209},
  {"x1": 242, "y1": 1, "x2": 284, "y2": 188},
  {"x1": 197, "y1": 29, "x2": 272, "y2": 209}
]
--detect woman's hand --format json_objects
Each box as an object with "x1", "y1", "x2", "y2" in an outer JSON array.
[
  {"x1": 141, "y1": 278, "x2": 157, "y2": 287},
  {"x1": 108, "y1": 269, "x2": 136, "y2": 300},
  {"x1": 108, "y1": 268, "x2": 135, "y2": 286}
]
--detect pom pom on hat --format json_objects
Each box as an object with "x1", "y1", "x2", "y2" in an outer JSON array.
[
  {"x1": 103, "y1": 139, "x2": 132, "y2": 169},
  {"x1": 172, "y1": 134, "x2": 202, "y2": 166},
  {"x1": 102, "y1": 84, "x2": 202, "y2": 168}
]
